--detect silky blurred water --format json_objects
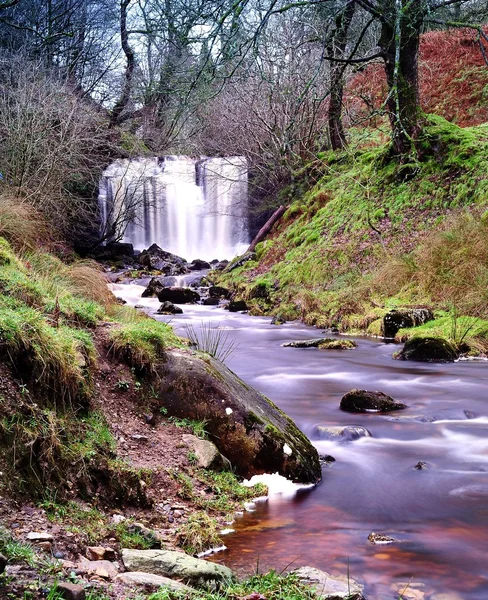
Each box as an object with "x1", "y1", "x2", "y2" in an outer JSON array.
[{"x1": 112, "y1": 282, "x2": 488, "y2": 599}]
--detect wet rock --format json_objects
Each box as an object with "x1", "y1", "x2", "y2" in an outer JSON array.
[
  {"x1": 414, "y1": 461, "x2": 429, "y2": 470},
  {"x1": 224, "y1": 252, "x2": 256, "y2": 273},
  {"x1": 213, "y1": 260, "x2": 229, "y2": 271},
  {"x1": 209, "y1": 285, "x2": 231, "y2": 299},
  {"x1": 340, "y1": 389, "x2": 407, "y2": 413},
  {"x1": 157, "y1": 287, "x2": 200, "y2": 304},
  {"x1": 385, "y1": 414, "x2": 436, "y2": 423},
  {"x1": 312, "y1": 425, "x2": 371, "y2": 442},
  {"x1": 138, "y1": 244, "x2": 189, "y2": 275},
  {"x1": 94, "y1": 242, "x2": 134, "y2": 261},
  {"x1": 368, "y1": 532, "x2": 396, "y2": 544},
  {"x1": 0, "y1": 553, "x2": 6, "y2": 574},
  {"x1": 182, "y1": 434, "x2": 231, "y2": 471},
  {"x1": 56, "y1": 582, "x2": 86, "y2": 600},
  {"x1": 319, "y1": 455, "x2": 336, "y2": 465},
  {"x1": 283, "y1": 338, "x2": 356, "y2": 349},
  {"x1": 227, "y1": 299, "x2": 248, "y2": 312},
  {"x1": 382, "y1": 308, "x2": 434, "y2": 338},
  {"x1": 392, "y1": 583, "x2": 425, "y2": 600},
  {"x1": 295, "y1": 566, "x2": 365, "y2": 599},
  {"x1": 156, "y1": 301, "x2": 183, "y2": 314},
  {"x1": 271, "y1": 315, "x2": 286, "y2": 325},
  {"x1": 396, "y1": 337, "x2": 459, "y2": 363},
  {"x1": 155, "y1": 350, "x2": 321, "y2": 483},
  {"x1": 202, "y1": 297, "x2": 220, "y2": 306},
  {"x1": 190, "y1": 259, "x2": 211, "y2": 270},
  {"x1": 121, "y1": 549, "x2": 233, "y2": 590},
  {"x1": 115, "y1": 571, "x2": 193, "y2": 591},
  {"x1": 141, "y1": 277, "x2": 166, "y2": 298}
]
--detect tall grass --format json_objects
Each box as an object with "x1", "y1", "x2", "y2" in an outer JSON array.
[{"x1": 184, "y1": 321, "x2": 238, "y2": 363}]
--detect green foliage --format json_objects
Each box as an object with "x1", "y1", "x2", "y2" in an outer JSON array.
[
  {"x1": 114, "y1": 520, "x2": 157, "y2": 549},
  {"x1": 0, "y1": 528, "x2": 36, "y2": 566},
  {"x1": 169, "y1": 416, "x2": 208, "y2": 440},
  {"x1": 40, "y1": 500, "x2": 109, "y2": 544},
  {"x1": 109, "y1": 318, "x2": 180, "y2": 372},
  {"x1": 176, "y1": 512, "x2": 222, "y2": 555}
]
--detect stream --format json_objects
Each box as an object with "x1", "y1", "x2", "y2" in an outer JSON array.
[{"x1": 112, "y1": 281, "x2": 488, "y2": 600}]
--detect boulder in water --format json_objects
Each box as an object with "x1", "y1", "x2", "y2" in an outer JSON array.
[
  {"x1": 202, "y1": 297, "x2": 220, "y2": 306},
  {"x1": 138, "y1": 244, "x2": 189, "y2": 275},
  {"x1": 142, "y1": 277, "x2": 166, "y2": 298},
  {"x1": 208, "y1": 286, "x2": 231, "y2": 299},
  {"x1": 382, "y1": 308, "x2": 434, "y2": 338},
  {"x1": 340, "y1": 389, "x2": 407, "y2": 413},
  {"x1": 395, "y1": 337, "x2": 459, "y2": 362},
  {"x1": 283, "y1": 338, "x2": 356, "y2": 349},
  {"x1": 311, "y1": 425, "x2": 371, "y2": 442},
  {"x1": 156, "y1": 301, "x2": 183, "y2": 315},
  {"x1": 154, "y1": 350, "x2": 322, "y2": 483},
  {"x1": 157, "y1": 287, "x2": 200, "y2": 304},
  {"x1": 271, "y1": 315, "x2": 286, "y2": 325},
  {"x1": 190, "y1": 259, "x2": 211, "y2": 270},
  {"x1": 227, "y1": 299, "x2": 248, "y2": 312}
]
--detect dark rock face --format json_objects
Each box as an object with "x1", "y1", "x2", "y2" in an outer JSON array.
[
  {"x1": 202, "y1": 297, "x2": 220, "y2": 306},
  {"x1": 271, "y1": 315, "x2": 286, "y2": 325},
  {"x1": 213, "y1": 260, "x2": 229, "y2": 271},
  {"x1": 138, "y1": 244, "x2": 189, "y2": 275},
  {"x1": 208, "y1": 286, "x2": 231, "y2": 299},
  {"x1": 340, "y1": 389, "x2": 407, "y2": 413},
  {"x1": 0, "y1": 552, "x2": 6, "y2": 574},
  {"x1": 154, "y1": 350, "x2": 322, "y2": 483},
  {"x1": 382, "y1": 308, "x2": 434, "y2": 338},
  {"x1": 156, "y1": 301, "x2": 183, "y2": 315},
  {"x1": 228, "y1": 299, "x2": 248, "y2": 312},
  {"x1": 311, "y1": 425, "x2": 371, "y2": 442},
  {"x1": 190, "y1": 259, "x2": 211, "y2": 270},
  {"x1": 156, "y1": 287, "x2": 200, "y2": 304},
  {"x1": 141, "y1": 277, "x2": 166, "y2": 298},
  {"x1": 396, "y1": 337, "x2": 459, "y2": 363}
]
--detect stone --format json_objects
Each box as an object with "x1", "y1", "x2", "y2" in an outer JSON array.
[
  {"x1": 0, "y1": 553, "x2": 7, "y2": 574},
  {"x1": 224, "y1": 252, "x2": 256, "y2": 273},
  {"x1": 414, "y1": 460, "x2": 429, "y2": 470},
  {"x1": 26, "y1": 531, "x2": 53, "y2": 542},
  {"x1": 271, "y1": 315, "x2": 286, "y2": 325},
  {"x1": 138, "y1": 244, "x2": 189, "y2": 275},
  {"x1": 121, "y1": 549, "x2": 233, "y2": 590},
  {"x1": 115, "y1": 571, "x2": 193, "y2": 591},
  {"x1": 190, "y1": 259, "x2": 211, "y2": 270},
  {"x1": 202, "y1": 297, "x2": 220, "y2": 306},
  {"x1": 56, "y1": 582, "x2": 86, "y2": 600},
  {"x1": 208, "y1": 286, "x2": 231, "y2": 299},
  {"x1": 77, "y1": 558, "x2": 119, "y2": 579},
  {"x1": 340, "y1": 389, "x2": 407, "y2": 413},
  {"x1": 382, "y1": 308, "x2": 434, "y2": 338},
  {"x1": 213, "y1": 260, "x2": 229, "y2": 271},
  {"x1": 227, "y1": 299, "x2": 248, "y2": 312},
  {"x1": 95, "y1": 242, "x2": 134, "y2": 261},
  {"x1": 395, "y1": 337, "x2": 459, "y2": 363},
  {"x1": 86, "y1": 546, "x2": 106, "y2": 561},
  {"x1": 182, "y1": 434, "x2": 231, "y2": 471},
  {"x1": 294, "y1": 566, "x2": 365, "y2": 599},
  {"x1": 157, "y1": 286, "x2": 200, "y2": 304},
  {"x1": 141, "y1": 277, "x2": 166, "y2": 298},
  {"x1": 155, "y1": 350, "x2": 321, "y2": 483},
  {"x1": 368, "y1": 532, "x2": 396, "y2": 544},
  {"x1": 38, "y1": 541, "x2": 52, "y2": 552},
  {"x1": 283, "y1": 338, "x2": 356, "y2": 349},
  {"x1": 311, "y1": 425, "x2": 371, "y2": 442}
]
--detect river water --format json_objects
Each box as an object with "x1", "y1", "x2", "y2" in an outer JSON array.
[{"x1": 112, "y1": 282, "x2": 488, "y2": 600}]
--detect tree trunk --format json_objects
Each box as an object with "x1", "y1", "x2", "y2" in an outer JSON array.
[
  {"x1": 379, "y1": 1, "x2": 424, "y2": 158},
  {"x1": 247, "y1": 205, "x2": 286, "y2": 253},
  {"x1": 110, "y1": 0, "x2": 135, "y2": 127},
  {"x1": 328, "y1": 1, "x2": 356, "y2": 151}
]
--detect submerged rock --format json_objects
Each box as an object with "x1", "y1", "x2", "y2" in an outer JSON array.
[
  {"x1": 282, "y1": 338, "x2": 356, "y2": 349},
  {"x1": 155, "y1": 350, "x2": 322, "y2": 483},
  {"x1": 340, "y1": 389, "x2": 407, "y2": 413},
  {"x1": 382, "y1": 308, "x2": 434, "y2": 338},
  {"x1": 156, "y1": 301, "x2": 183, "y2": 315},
  {"x1": 271, "y1": 314, "x2": 286, "y2": 325},
  {"x1": 157, "y1": 287, "x2": 200, "y2": 304},
  {"x1": 396, "y1": 337, "x2": 459, "y2": 362},
  {"x1": 311, "y1": 425, "x2": 371, "y2": 442},
  {"x1": 121, "y1": 549, "x2": 233, "y2": 590},
  {"x1": 368, "y1": 532, "x2": 396, "y2": 544},
  {"x1": 295, "y1": 566, "x2": 365, "y2": 599}
]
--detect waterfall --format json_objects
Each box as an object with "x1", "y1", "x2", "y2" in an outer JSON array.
[{"x1": 98, "y1": 156, "x2": 249, "y2": 261}]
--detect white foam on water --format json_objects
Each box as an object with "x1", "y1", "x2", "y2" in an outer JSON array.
[
  {"x1": 196, "y1": 545, "x2": 227, "y2": 558},
  {"x1": 243, "y1": 472, "x2": 314, "y2": 500}
]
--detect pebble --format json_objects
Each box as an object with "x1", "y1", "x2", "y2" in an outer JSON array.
[
  {"x1": 54, "y1": 551, "x2": 65, "y2": 559},
  {"x1": 56, "y1": 582, "x2": 86, "y2": 600},
  {"x1": 26, "y1": 531, "x2": 53, "y2": 542}
]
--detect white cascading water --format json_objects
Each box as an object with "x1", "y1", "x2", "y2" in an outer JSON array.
[{"x1": 98, "y1": 156, "x2": 249, "y2": 261}]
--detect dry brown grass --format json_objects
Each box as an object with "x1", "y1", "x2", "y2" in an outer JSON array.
[{"x1": 0, "y1": 194, "x2": 49, "y2": 250}]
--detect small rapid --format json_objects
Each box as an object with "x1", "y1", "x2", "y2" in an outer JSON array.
[{"x1": 111, "y1": 282, "x2": 488, "y2": 599}]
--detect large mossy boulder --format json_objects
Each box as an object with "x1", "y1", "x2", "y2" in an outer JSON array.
[
  {"x1": 154, "y1": 350, "x2": 321, "y2": 483},
  {"x1": 121, "y1": 549, "x2": 233, "y2": 590},
  {"x1": 382, "y1": 308, "x2": 434, "y2": 338},
  {"x1": 396, "y1": 337, "x2": 458, "y2": 363},
  {"x1": 340, "y1": 389, "x2": 407, "y2": 413}
]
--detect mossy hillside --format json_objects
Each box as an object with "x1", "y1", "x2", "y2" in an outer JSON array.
[{"x1": 221, "y1": 117, "x2": 488, "y2": 350}]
